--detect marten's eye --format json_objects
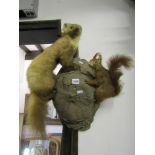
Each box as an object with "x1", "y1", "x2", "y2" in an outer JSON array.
[
  {"x1": 70, "y1": 26, "x2": 73, "y2": 29},
  {"x1": 64, "y1": 24, "x2": 67, "y2": 27}
]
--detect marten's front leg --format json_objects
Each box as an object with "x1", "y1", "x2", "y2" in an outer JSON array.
[
  {"x1": 85, "y1": 79, "x2": 98, "y2": 87},
  {"x1": 60, "y1": 47, "x2": 77, "y2": 68}
]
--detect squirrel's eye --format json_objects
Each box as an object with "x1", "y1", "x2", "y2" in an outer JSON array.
[{"x1": 70, "y1": 26, "x2": 73, "y2": 29}]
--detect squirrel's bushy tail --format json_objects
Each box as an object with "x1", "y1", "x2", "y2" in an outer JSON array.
[
  {"x1": 27, "y1": 92, "x2": 48, "y2": 135},
  {"x1": 108, "y1": 55, "x2": 133, "y2": 96}
]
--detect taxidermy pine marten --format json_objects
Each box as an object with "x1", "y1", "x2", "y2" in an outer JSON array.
[
  {"x1": 26, "y1": 23, "x2": 82, "y2": 135},
  {"x1": 86, "y1": 53, "x2": 133, "y2": 103}
]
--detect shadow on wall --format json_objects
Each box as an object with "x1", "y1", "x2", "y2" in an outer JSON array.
[
  {"x1": 123, "y1": 0, "x2": 135, "y2": 8},
  {"x1": 100, "y1": 98, "x2": 114, "y2": 111}
]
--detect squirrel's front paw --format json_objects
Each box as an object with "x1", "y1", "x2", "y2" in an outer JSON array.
[{"x1": 85, "y1": 80, "x2": 90, "y2": 84}]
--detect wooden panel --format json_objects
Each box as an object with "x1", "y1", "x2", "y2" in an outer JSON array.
[
  {"x1": 35, "y1": 44, "x2": 44, "y2": 52},
  {"x1": 45, "y1": 117, "x2": 62, "y2": 125},
  {"x1": 20, "y1": 45, "x2": 31, "y2": 53},
  {"x1": 21, "y1": 133, "x2": 62, "y2": 141},
  {"x1": 24, "y1": 118, "x2": 61, "y2": 126},
  {"x1": 25, "y1": 50, "x2": 42, "y2": 60},
  {"x1": 19, "y1": 20, "x2": 61, "y2": 45}
]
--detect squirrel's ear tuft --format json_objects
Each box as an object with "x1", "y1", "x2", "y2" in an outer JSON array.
[{"x1": 94, "y1": 53, "x2": 99, "y2": 58}]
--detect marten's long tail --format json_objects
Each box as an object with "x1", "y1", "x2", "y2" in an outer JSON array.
[
  {"x1": 108, "y1": 55, "x2": 133, "y2": 96},
  {"x1": 27, "y1": 92, "x2": 48, "y2": 135}
]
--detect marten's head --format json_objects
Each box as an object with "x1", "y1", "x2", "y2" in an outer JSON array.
[
  {"x1": 62, "y1": 23, "x2": 82, "y2": 38},
  {"x1": 89, "y1": 53, "x2": 102, "y2": 69}
]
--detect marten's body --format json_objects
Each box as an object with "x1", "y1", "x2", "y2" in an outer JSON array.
[
  {"x1": 86, "y1": 53, "x2": 133, "y2": 103},
  {"x1": 27, "y1": 23, "x2": 82, "y2": 135}
]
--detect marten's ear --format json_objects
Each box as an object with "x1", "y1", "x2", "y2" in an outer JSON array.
[
  {"x1": 95, "y1": 53, "x2": 102, "y2": 64},
  {"x1": 94, "y1": 53, "x2": 102, "y2": 59},
  {"x1": 94, "y1": 53, "x2": 99, "y2": 59}
]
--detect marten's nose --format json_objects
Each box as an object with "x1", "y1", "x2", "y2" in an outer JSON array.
[
  {"x1": 75, "y1": 25, "x2": 82, "y2": 33},
  {"x1": 75, "y1": 28, "x2": 79, "y2": 32}
]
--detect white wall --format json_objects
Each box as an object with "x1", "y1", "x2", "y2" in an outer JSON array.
[
  {"x1": 19, "y1": 48, "x2": 26, "y2": 113},
  {"x1": 20, "y1": 0, "x2": 135, "y2": 154}
]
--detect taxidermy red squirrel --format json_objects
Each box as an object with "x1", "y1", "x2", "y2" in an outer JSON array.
[
  {"x1": 26, "y1": 23, "x2": 82, "y2": 135},
  {"x1": 86, "y1": 53, "x2": 133, "y2": 103}
]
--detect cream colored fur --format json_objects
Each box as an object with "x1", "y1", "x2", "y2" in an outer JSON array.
[{"x1": 26, "y1": 23, "x2": 82, "y2": 135}]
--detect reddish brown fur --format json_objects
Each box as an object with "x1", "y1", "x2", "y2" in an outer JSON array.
[{"x1": 86, "y1": 53, "x2": 133, "y2": 103}]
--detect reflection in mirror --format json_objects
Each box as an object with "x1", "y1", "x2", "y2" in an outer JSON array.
[{"x1": 20, "y1": 133, "x2": 62, "y2": 155}]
